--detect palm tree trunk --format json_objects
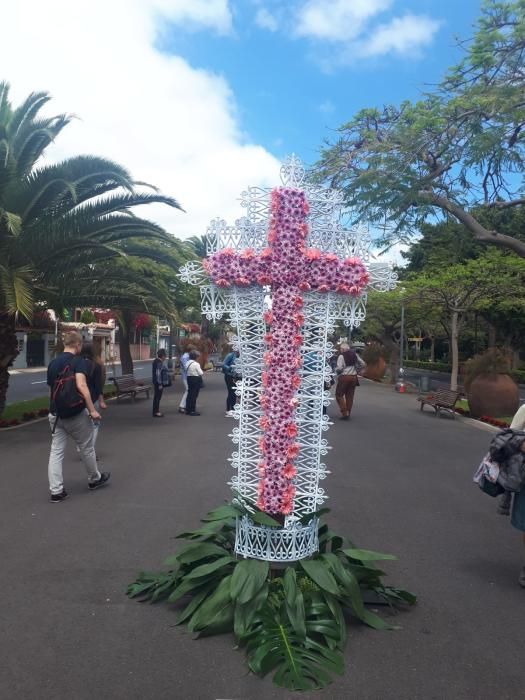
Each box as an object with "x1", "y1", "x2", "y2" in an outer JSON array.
[
  {"x1": 0, "y1": 313, "x2": 19, "y2": 416},
  {"x1": 450, "y1": 310, "x2": 460, "y2": 392},
  {"x1": 119, "y1": 310, "x2": 134, "y2": 375}
]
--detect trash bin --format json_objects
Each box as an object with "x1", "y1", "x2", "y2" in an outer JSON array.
[{"x1": 419, "y1": 375, "x2": 431, "y2": 393}]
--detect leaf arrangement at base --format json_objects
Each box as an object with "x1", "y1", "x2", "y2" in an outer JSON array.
[{"x1": 127, "y1": 502, "x2": 416, "y2": 691}]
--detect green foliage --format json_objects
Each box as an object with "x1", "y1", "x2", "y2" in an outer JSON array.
[
  {"x1": 127, "y1": 501, "x2": 415, "y2": 691},
  {"x1": 79, "y1": 309, "x2": 96, "y2": 324},
  {"x1": 404, "y1": 360, "x2": 452, "y2": 373},
  {"x1": 463, "y1": 348, "x2": 512, "y2": 391},
  {"x1": 315, "y1": 1, "x2": 525, "y2": 258}
]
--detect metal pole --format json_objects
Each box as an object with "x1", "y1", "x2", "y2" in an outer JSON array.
[{"x1": 400, "y1": 301, "x2": 405, "y2": 371}]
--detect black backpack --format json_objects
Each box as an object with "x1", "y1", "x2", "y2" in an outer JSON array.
[{"x1": 52, "y1": 361, "x2": 86, "y2": 418}]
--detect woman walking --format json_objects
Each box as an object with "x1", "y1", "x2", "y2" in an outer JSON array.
[
  {"x1": 335, "y1": 343, "x2": 365, "y2": 420},
  {"x1": 186, "y1": 351, "x2": 204, "y2": 416},
  {"x1": 80, "y1": 341, "x2": 107, "y2": 446}
]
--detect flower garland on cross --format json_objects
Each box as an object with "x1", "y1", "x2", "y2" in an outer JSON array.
[{"x1": 203, "y1": 186, "x2": 369, "y2": 516}]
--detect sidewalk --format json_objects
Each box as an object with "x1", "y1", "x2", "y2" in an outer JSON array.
[{"x1": 1, "y1": 374, "x2": 523, "y2": 699}]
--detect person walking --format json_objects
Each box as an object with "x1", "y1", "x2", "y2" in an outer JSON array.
[
  {"x1": 47, "y1": 331, "x2": 110, "y2": 503},
  {"x1": 152, "y1": 349, "x2": 169, "y2": 417},
  {"x1": 498, "y1": 404, "x2": 525, "y2": 587},
  {"x1": 186, "y1": 351, "x2": 204, "y2": 416},
  {"x1": 222, "y1": 348, "x2": 239, "y2": 416},
  {"x1": 335, "y1": 343, "x2": 365, "y2": 421},
  {"x1": 79, "y1": 341, "x2": 106, "y2": 447},
  {"x1": 178, "y1": 345, "x2": 193, "y2": 414}
]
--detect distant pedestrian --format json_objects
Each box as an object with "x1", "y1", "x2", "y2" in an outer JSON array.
[
  {"x1": 335, "y1": 343, "x2": 365, "y2": 420},
  {"x1": 47, "y1": 330, "x2": 110, "y2": 503},
  {"x1": 186, "y1": 351, "x2": 204, "y2": 416},
  {"x1": 152, "y1": 349, "x2": 170, "y2": 417},
  {"x1": 178, "y1": 345, "x2": 194, "y2": 414},
  {"x1": 222, "y1": 348, "x2": 239, "y2": 416},
  {"x1": 79, "y1": 341, "x2": 107, "y2": 447}
]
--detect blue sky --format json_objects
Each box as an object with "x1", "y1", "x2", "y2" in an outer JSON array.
[
  {"x1": 3, "y1": 1, "x2": 485, "y2": 240},
  {"x1": 158, "y1": 0, "x2": 483, "y2": 164}
]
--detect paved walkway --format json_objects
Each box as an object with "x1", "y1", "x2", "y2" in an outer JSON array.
[{"x1": 1, "y1": 374, "x2": 524, "y2": 700}]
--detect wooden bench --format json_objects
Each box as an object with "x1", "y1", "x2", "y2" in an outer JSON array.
[
  {"x1": 417, "y1": 389, "x2": 461, "y2": 418},
  {"x1": 110, "y1": 374, "x2": 151, "y2": 402}
]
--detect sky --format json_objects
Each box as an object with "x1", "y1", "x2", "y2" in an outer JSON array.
[{"x1": 2, "y1": 0, "x2": 483, "y2": 258}]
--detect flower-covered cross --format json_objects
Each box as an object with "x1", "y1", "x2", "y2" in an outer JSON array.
[{"x1": 203, "y1": 187, "x2": 369, "y2": 515}]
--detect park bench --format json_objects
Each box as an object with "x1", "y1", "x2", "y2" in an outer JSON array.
[
  {"x1": 110, "y1": 374, "x2": 151, "y2": 402},
  {"x1": 417, "y1": 388, "x2": 462, "y2": 418}
]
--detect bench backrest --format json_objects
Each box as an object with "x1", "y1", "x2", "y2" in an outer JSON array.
[
  {"x1": 433, "y1": 389, "x2": 461, "y2": 406},
  {"x1": 113, "y1": 374, "x2": 139, "y2": 390}
]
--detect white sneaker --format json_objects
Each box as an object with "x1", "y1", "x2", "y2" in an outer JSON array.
[{"x1": 225, "y1": 410, "x2": 234, "y2": 417}]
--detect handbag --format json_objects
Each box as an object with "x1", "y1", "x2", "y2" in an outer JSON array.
[{"x1": 473, "y1": 453, "x2": 505, "y2": 497}]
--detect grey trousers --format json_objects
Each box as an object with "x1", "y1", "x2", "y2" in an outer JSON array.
[{"x1": 48, "y1": 412, "x2": 101, "y2": 494}]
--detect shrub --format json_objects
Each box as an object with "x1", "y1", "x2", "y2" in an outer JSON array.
[
  {"x1": 22, "y1": 411, "x2": 37, "y2": 421},
  {"x1": 38, "y1": 408, "x2": 49, "y2": 416},
  {"x1": 463, "y1": 348, "x2": 511, "y2": 392},
  {"x1": 404, "y1": 360, "x2": 452, "y2": 372},
  {"x1": 362, "y1": 343, "x2": 387, "y2": 364}
]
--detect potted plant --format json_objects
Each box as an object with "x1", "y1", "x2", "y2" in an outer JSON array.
[
  {"x1": 362, "y1": 343, "x2": 387, "y2": 381},
  {"x1": 464, "y1": 348, "x2": 519, "y2": 418}
]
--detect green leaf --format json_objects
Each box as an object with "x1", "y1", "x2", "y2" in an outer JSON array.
[
  {"x1": 188, "y1": 575, "x2": 234, "y2": 634},
  {"x1": 202, "y1": 504, "x2": 242, "y2": 522},
  {"x1": 342, "y1": 548, "x2": 397, "y2": 562},
  {"x1": 283, "y1": 567, "x2": 306, "y2": 641},
  {"x1": 184, "y1": 555, "x2": 235, "y2": 580},
  {"x1": 234, "y1": 582, "x2": 269, "y2": 639},
  {"x1": 166, "y1": 542, "x2": 227, "y2": 566},
  {"x1": 177, "y1": 582, "x2": 217, "y2": 625},
  {"x1": 299, "y1": 558, "x2": 340, "y2": 596},
  {"x1": 249, "y1": 511, "x2": 282, "y2": 528},
  {"x1": 230, "y1": 558, "x2": 269, "y2": 604}
]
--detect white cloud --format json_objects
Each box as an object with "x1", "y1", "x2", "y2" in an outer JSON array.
[
  {"x1": 1, "y1": 1, "x2": 280, "y2": 238},
  {"x1": 295, "y1": 0, "x2": 392, "y2": 42},
  {"x1": 255, "y1": 7, "x2": 279, "y2": 32},
  {"x1": 152, "y1": 0, "x2": 233, "y2": 35},
  {"x1": 360, "y1": 14, "x2": 442, "y2": 57}
]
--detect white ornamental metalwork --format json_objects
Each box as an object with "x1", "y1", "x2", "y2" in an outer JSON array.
[{"x1": 179, "y1": 154, "x2": 397, "y2": 562}]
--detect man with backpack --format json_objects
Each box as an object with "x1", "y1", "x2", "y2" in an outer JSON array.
[{"x1": 47, "y1": 331, "x2": 110, "y2": 503}]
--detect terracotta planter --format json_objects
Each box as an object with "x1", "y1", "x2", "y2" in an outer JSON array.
[
  {"x1": 467, "y1": 373, "x2": 519, "y2": 418},
  {"x1": 363, "y1": 357, "x2": 386, "y2": 381}
]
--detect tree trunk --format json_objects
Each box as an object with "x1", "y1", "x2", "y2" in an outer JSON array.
[
  {"x1": 430, "y1": 336, "x2": 435, "y2": 363},
  {"x1": 119, "y1": 310, "x2": 134, "y2": 375},
  {"x1": 0, "y1": 313, "x2": 19, "y2": 417},
  {"x1": 450, "y1": 310, "x2": 460, "y2": 392},
  {"x1": 487, "y1": 322, "x2": 497, "y2": 348}
]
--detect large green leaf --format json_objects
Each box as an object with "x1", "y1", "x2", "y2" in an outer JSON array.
[
  {"x1": 343, "y1": 548, "x2": 397, "y2": 562},
  {"x1": 234, "y1": 582, "x2": 269, "y2": 639},
  {"x1": 188, "y1": 575, "x2": 234, "y2": 635},
  {"x1": 299, "y1": 558, "x2": 340, "y2": 596},
  {"x1": 166, "y1": 542, "x2": 227, "y2": 566},
  {"x1": 245, "y1": 604, "x2": 343, "y2": 691},
  {"x1": 176, "y1": 581, "x2": 218, "y2": 625},
  {"x1": 283, "y1": 567, "x2": 306, "y2": 641},
  {"x1": 230, "y1": 559, "x2": 269, "y2": 604},
  {"x1": 202, "y1": 504, "x2": 242, "y2": 522},
  {"x1": 184, "y1": 555, "x2": 236, "y2": 580}
]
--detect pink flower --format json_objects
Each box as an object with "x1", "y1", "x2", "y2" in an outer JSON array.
[
  {"x1": 216, "y1": 278, "x2": 231, "y2": 287},
  {"x1": 286, "y1": 423, "x2": 298, "y2": 438},
  {"x1": 240, "y1": 248, "x2": 255, "y2": 259},
  {"x1": 263, "y1": 311, "x2": 273, "y2": 324},
  {"x1": 298, "y1": 281, "x2": 311, "y2": 291},
  {"x1": 283, "y1": 463, "x2": 297, "y2": 479},
  {"x1": 287, "y1": 443, "x2": 300, "y2": 459},
  {"x1": 305, "y1": 248, "x2": 322, "y2": 261}
]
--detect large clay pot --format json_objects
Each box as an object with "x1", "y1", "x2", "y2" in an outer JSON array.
[
  {"x1": 363, "y1": 357, "x2": 386, "y2": 381},
  {"x1": 467, "y1": 373, "x2": 519, "y2": 418}
]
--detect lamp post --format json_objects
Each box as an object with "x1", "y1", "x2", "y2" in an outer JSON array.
[{"x1": 396, "y1": 288, "x2": 406, "y2": 392}]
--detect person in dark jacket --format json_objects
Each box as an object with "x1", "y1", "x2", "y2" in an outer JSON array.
[
  {"x1": 222, "y1": 349, "x2": 239, "y2": 416},
  {"x1": 152, "y1": 349, "x2": 168, "y2": 417},
  {"x1": 80, "y1": 342, "x2": 107, "y2": 447}
]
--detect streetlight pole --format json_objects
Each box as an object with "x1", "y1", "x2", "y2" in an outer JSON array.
[{"x1": 396, "y1": 288, "x2": 406, "y2": 393}]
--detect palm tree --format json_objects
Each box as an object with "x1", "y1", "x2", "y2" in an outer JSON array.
[
  {"x1": 185, "y1": 234, "x2": 207, "y2": 259},
  {"x1": 0, "y1": 81, "x2": 183, "y2": 414}
]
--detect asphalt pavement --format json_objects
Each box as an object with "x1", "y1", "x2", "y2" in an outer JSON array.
[
  {"x1": 1, "y1": 374, "x2": 524, "y2": 699},
  {"x1": 6, "y1": 361, "x2": 152, "y2": 403}
]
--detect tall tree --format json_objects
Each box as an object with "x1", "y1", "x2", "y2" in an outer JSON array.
[
  {"x1": 316, "y1": 1, "x2": 525, "y2": 257},
  {"x1": 0, "y1": 82, "x2": 182, "y2": 414}
]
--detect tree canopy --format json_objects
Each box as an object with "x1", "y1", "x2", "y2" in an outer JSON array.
[{"x1": 316, "y1": 1, "x2": 525, "y2": 257}]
